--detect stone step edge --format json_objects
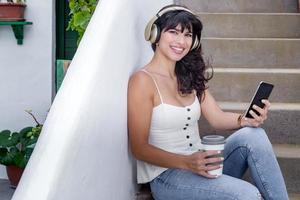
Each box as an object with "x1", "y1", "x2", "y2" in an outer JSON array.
[
  {"x1": 202, "y1": 37, "x2": 300, "y2": 41},
  {"x1": 208, "y1": 65, "x2": 300, "y2": 69},
  {"x1": 289, "y1": 193, "x2": 300, "y2": 200},
  {"x1": 209, "y1": 68, "x2": 300, "y2": 74},
  {"x1": 196, "y1": 12, "x2": 300, "y2": 16},
  {"x1": 218, "y1": 102, "x2": 300, "y2": 111},
  {"x1": 273, "y1": 144, "x2": 300, "y2": 159}
]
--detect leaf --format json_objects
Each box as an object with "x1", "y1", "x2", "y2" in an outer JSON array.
[
  {"x1": 14, "y1": 152, "x2": 26, "y2": 168},
  {"x1": 0, "y1": 131, "x2": 19, "y2": 147},
  {"x1": 19, "y1": 127, "x2": 33, "y2": 137},
  {"x1": 1, "y1": 147, "x2": 18, "y2": 166},
  {"x1": 73, "y1": 11, "x2": 91, "y2": 28},
  {"x1": 0, "y1": 130, "x2": 11, "y2": 147},
  {"x1": 0, "y1": 148, "x2": 8, "y2": 165}
]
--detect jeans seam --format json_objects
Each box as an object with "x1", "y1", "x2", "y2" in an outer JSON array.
[
  {"x1": 224, "y1": 145, "x2": 249, "y2": 162},
  {"x1": 247, "y1": 149, "x2": 270, "y2": 199}
]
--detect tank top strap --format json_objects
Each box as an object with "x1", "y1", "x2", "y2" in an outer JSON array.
[{"x1": 140, "y1": 69, "x2": 164, "y2": 104}]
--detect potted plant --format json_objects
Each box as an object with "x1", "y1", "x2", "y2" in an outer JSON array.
[
  {"x1": 0, "y1": 0, "x2": 26, "y2": 21},
  {"x1": 0, "y1": 110, "x2": 42, "y2": 188}
]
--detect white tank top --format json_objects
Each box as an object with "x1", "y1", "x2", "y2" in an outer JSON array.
[{"x1": 137, "y1": 69, "x2": 203, "y2": 183}]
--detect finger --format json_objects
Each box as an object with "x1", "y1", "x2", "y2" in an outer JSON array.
[
  {"x1": 252, "y1": 105, "x2": 267, "y2": 121},
  {"x1": 204, "y1": 157, "x2": 223, "y2": 165},
  {"x1": 249, "y1": 110, "x2": 263, "y2": 123},
  {"x1": 262, "y1": 99, "x2": 271, "y2": 109},
  {"x1": 205, "y1": 164, "x2": 222, "y2": 172},
  {"x1": 252, "y1": 105, "x2": 265, "y2": 115},
  {"x1": 246, "y1": 117, "x2": 261, "y2": 127},
  {"x1": 199, "y1": 171, "x2": 218, "y2": 179},
  {"x1": 202, "y1": 150, "x2": 221, "y2": 158}
]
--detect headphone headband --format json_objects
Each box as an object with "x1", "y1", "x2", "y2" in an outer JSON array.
[
  {"x1": 144, "y1": 5, "x2": 200, "y2": 51},
  {"x1": 156, "y1": 6, "x2": 195, "y2": 18}
]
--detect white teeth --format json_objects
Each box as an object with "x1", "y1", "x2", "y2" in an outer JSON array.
[
  {"x1": 171, "y1": 46, "x2": 184, "y2": 53},
  {"x1": 172, "y1": 47, "x2": 183, "y2": 51}
]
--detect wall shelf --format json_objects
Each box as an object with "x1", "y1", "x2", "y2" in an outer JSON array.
[{"x1": 0, "y1": 21, "x2": 33, "y2": 45}]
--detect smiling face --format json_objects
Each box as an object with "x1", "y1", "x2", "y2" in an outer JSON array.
[{"x1": 156, "y1": 24, "x2": 193, "y2": 62}]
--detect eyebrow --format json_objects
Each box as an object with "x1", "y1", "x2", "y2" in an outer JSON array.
[{"x1": 173, "y1": 28, "x2": 192, "y2": 33}]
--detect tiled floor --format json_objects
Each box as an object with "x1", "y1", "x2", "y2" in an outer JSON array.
[{"x1": 0, "y1": 179, "x2": 14, "y2": 200}]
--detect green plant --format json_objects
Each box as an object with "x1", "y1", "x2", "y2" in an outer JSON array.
[
  {"x1": 0, "y1": 110, "x2": 42, "y2": 168},
  {"x1": 67, "y1": 0, "x2": 98, "y2": 45}
]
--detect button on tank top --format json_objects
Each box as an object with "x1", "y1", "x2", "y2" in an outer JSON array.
[{"x1": 137, "y1": 69, "x2": 203, "y2": 183}]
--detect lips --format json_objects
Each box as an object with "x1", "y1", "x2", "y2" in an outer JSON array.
[{"x1": 170, "y1": 46, "x2": 185, "y2": 54}]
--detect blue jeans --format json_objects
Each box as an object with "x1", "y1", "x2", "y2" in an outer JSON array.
[{"x1": 150, "y1": 127, "x2": 288, "y2": 200}]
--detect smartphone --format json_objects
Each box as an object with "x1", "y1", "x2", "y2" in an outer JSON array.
[{"x1": 244, "y1": 81, "x2": 274, "y2": 118}]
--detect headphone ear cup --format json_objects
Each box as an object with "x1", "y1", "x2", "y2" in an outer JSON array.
[
  {"x1": 191, "y1": 36, "x2": 200, "y2": 50},
  {"x1": 149, "y1": 24, "x2": 159, "y2": 44},
  {"x1": 152, "y1": 24, "x2": 161, "y2": 44}
]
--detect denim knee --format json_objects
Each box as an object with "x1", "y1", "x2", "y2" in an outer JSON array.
[{"x1": 238, "y1": 127, "x2": 271, "y2": 146}]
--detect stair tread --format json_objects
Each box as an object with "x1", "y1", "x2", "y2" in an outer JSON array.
[
  {"x1": 203, "y1": 37, "x2": 300, "y2": 40},
  {"x1": 289, "y1": 193, "x2": 300, "y2": 200},
  {"x1": 273, "y1": 144, "x2": 300, "y2": 158},
  {"x1": 218, "y1": 102, "x2": 300, "y2": 111},
  {"x1": 212, "y1": 68, "x2": 300, "y2": 74},
  {"x1": 197, "y1": 12, "x2": 300, "y2": 15}
]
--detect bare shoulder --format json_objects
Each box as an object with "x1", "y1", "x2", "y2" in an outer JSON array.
[{"x1": 128, "y1": 70, "x2": 154, "y2": 96}]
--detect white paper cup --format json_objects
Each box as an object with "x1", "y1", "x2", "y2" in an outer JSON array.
[{"x1": 201, "y1": 135, "x2": 225, "y2": 176}]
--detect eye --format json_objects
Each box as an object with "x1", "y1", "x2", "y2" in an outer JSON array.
[
  {"x1": 185, "y1": 33, "x2": 193, "y2": 38},
  {"x1": 168, "y1": 30, "x2": 178, "y2": 34}
]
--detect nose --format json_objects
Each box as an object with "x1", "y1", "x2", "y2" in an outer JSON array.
[{"x1": 175, "y1": 33, "x2": 185, "y2": 45}]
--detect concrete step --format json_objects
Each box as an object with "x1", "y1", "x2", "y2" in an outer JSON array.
[
  {"x1": 175, "y1": 0, "x2": 298, "y2": 13},
  {"x1": 202, "y1": 38, "x2": 300, "y2": 68},
  {"x1": 207, "y1": 68, "x2": 300, "y2": 103},
  {"x1": 198, "y1": 102, "x2": 300, "y2": 144},
  {"x1": 289, "y1": 193, "x2": 300, "y2": 200},
  {"x1": 199, "y1": 13, "x2": 300, "y2": 38}
]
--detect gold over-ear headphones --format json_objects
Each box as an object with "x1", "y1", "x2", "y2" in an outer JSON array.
[{"x1": 144, "y1": 5, "x2": 200, "y2": 50}]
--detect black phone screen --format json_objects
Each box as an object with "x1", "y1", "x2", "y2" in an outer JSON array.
[{"x1": 245, "y1": 81, "x2": 274, "y2": 118}]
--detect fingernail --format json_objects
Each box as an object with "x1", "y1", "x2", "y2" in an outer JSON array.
[
  {"x1": 217, "y1": 151, "x2": 221, "y2": 154},
  {"x1": 221, "y1": 157, "x2": 224, "y2": 161},
  {"x1": 252, "y1": 105, "x2": 257, "y2": 109},
  {"x1": 262, "y1": 100, "x2": 266, "y2": 103}
]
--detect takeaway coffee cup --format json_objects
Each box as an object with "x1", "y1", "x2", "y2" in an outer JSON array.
[{"x1": 201, "y1": 135, "x2": 226, "y2": 176}]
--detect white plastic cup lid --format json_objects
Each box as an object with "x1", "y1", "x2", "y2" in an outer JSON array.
[{"x1": 201, "y1": 135, "x2": 225, "y2": 145}]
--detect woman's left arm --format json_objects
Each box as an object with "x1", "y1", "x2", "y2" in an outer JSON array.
[{"x1": 201, "y1": 89, "x2": 271, "y2": 130}]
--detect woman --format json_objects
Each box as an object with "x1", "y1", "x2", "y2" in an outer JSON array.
[{"x1": 127, "y1": 4, "x2": 288, "y2": 200}]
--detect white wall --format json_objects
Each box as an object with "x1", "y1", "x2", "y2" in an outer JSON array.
[
  {"x1": 12, "y1": 0, "x2": 171, "y2": 199},
  {"x1": 0, "y1": 0, "x2": 54, "y2": 178}
]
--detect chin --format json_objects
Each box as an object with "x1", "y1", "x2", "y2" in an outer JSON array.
[{"x1": 170, "y1": 53, "x2": 187, "y2": 61}]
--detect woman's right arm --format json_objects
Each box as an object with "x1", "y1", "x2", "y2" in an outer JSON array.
[{"x1": 127, "y1": 72, "x2": 221, "y2": 178}]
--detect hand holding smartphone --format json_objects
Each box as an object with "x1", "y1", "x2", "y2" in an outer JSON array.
[{"x1": 244, "y1": 81, "x2": 274, "y2": 118}]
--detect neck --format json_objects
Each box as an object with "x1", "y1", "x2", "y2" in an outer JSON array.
[{"x1": 149, "y1": 50, "x2": 176, "y2": 79}]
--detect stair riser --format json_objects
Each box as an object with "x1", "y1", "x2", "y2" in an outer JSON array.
[
  {"x1": 202, "y1": 39, "x2": 300, "y2": 68},
  {"x1": 199, "y1": 110, "x2": 300, "y2": 144},
  {"x1": 199, "y1": 14, "x2": 300, "y2": 38},
  {"x1": 175, "y1": 0, "x2": 298, "y2": 13},
  {"x1": 208, "y1": 72, "x2": 300, "y2": 103}
]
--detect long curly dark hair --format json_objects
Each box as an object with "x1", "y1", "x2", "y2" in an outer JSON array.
[{"x1": 151, "y1": 6, "x2": 213, "y2": 101}]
